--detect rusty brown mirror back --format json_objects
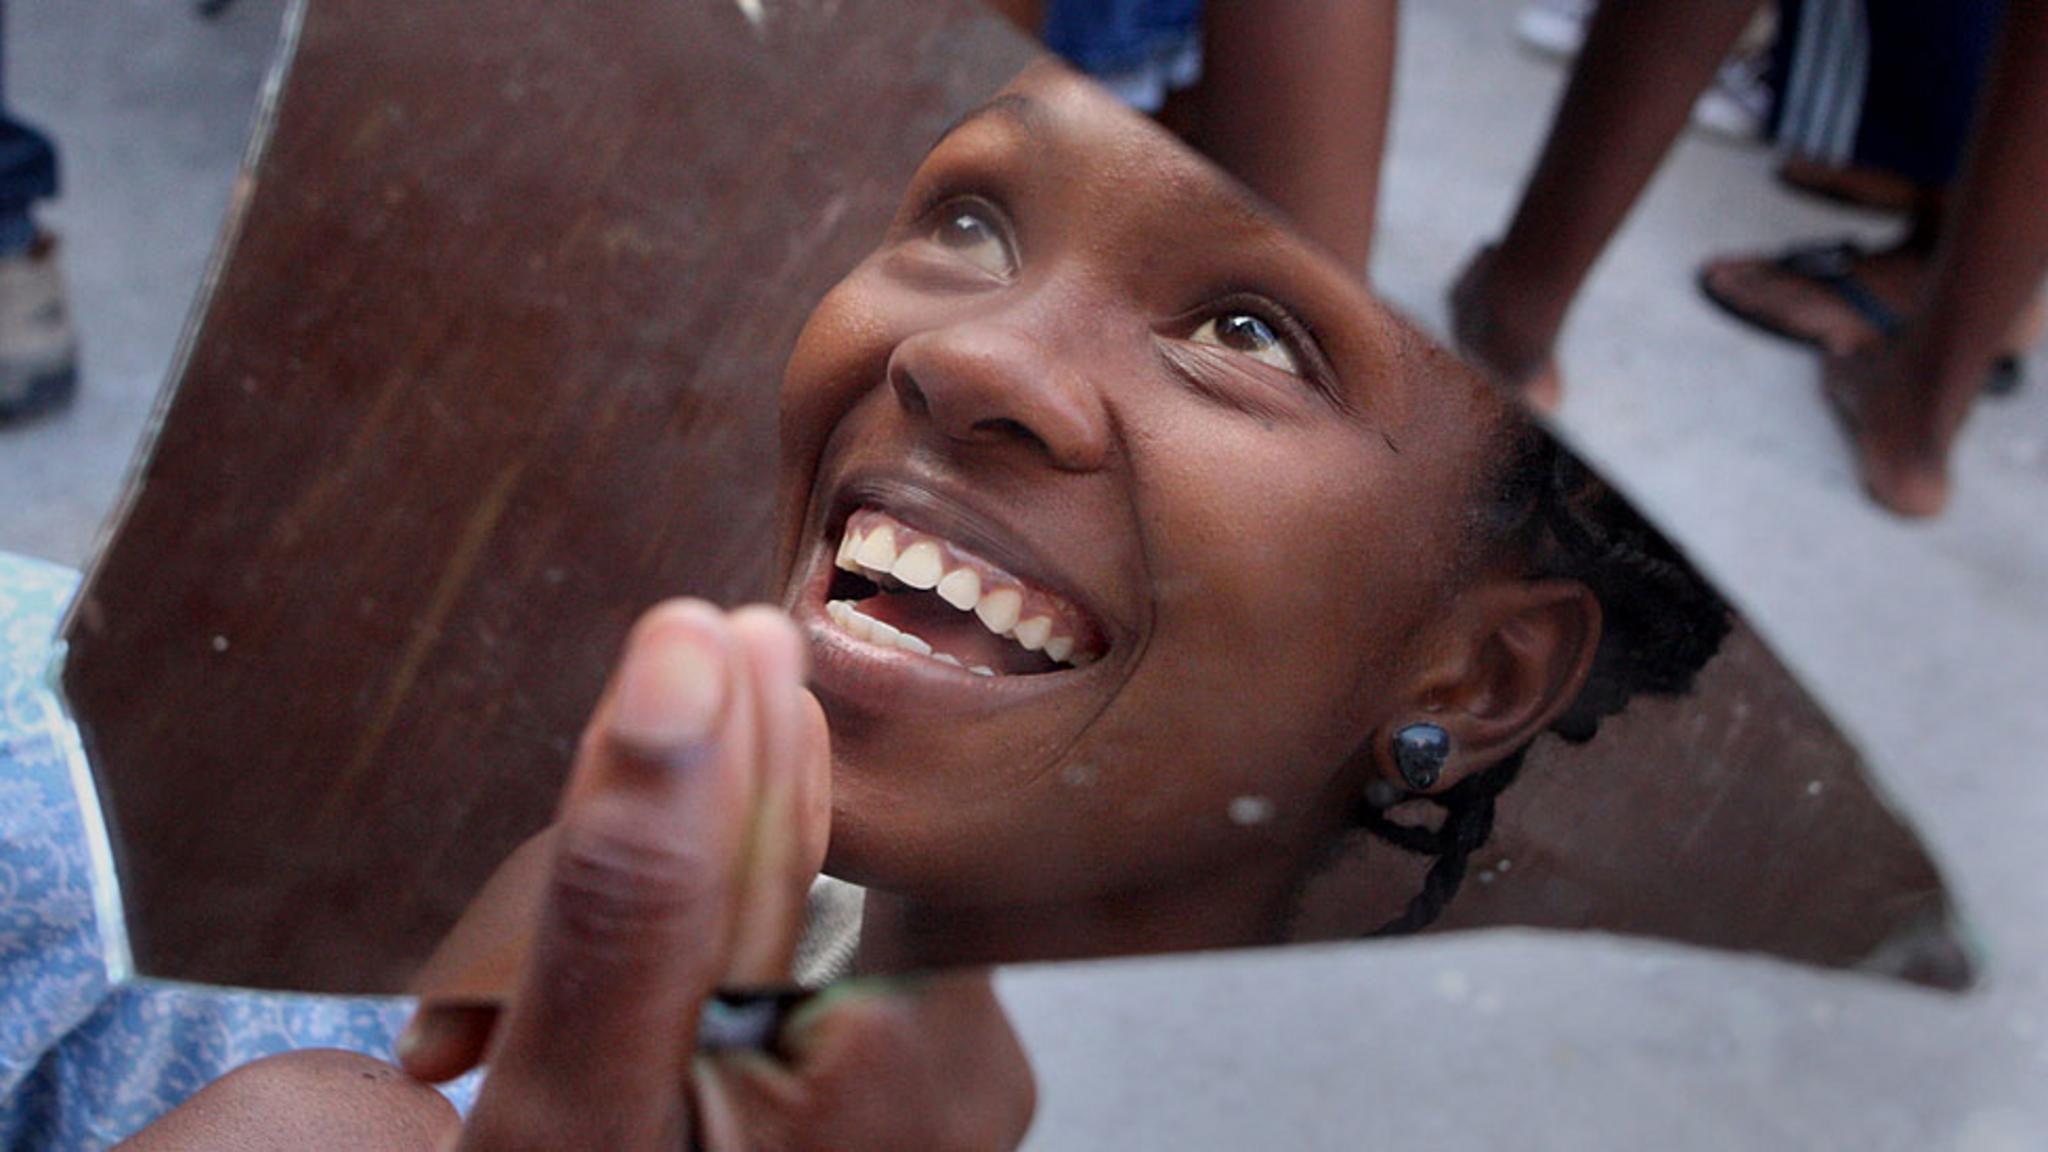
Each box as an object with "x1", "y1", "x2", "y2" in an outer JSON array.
[{"x1": 60, "y1": 0, "x2": 1964, "y2": 996}]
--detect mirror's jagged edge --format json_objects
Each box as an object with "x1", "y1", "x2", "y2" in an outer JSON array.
[
  {"x1": 40, "y1": 0, "x2": 306, "y2": 1000},
  {"x1": 54, "y1": 0, "x2": 1971, "y2": 997},
  {"x1": 416, "y1": 55, "x2": 1971, "y2": 1001},
  {"x1": 36, "y1": 639, "x2": 131, "y2": 985},
  {"x1": 55, "y1": 0, "x2": 306, "y2": 641},
  {"x1": 1505, "y1": 406, "x2": 1978, "y2": 989}
]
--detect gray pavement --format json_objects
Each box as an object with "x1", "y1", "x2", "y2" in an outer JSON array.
[
  {"x1": 0, "y1": 0, "x2": 285, "y2": 566},
  {"x1": 5, "y1": 1, "x2": 2045, "y2": 1148}
]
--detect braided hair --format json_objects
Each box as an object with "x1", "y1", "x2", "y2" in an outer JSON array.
[{"x1": 1357, "y1": 421, "x2": 1733, "y2": 936}]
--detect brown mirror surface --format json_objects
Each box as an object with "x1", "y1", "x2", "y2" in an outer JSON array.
[{"x1": 61, "y1": 0, "x2": 1963, "y2": 999}]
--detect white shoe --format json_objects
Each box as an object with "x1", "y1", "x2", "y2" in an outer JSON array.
[
  {"x1": 1692, "y1": 43, "x2": 1773, "y2": 144},
  {"x1": 1515, "y1": 0, "x2": 1596, "y2": 61},
  {"x1": 0, "y1": 233, "x2": 79, "y2": 423}
]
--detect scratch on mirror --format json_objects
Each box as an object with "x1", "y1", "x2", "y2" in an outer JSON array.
[{"x1": 317, "y1": 461, "x2": 527, "y2": 824}]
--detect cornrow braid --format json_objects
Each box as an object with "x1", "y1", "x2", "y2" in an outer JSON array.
[
  {"x1": 1359, "y1": 746, "x2": 1530, "y2": 935},
  {"x1": 1360, "y1": 424, "x2": 1733, "y2": 936}
]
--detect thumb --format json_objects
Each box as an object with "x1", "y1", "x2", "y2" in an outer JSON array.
[{"x1": 458, "y1": 602, "x2": 760, "y2": 1151}]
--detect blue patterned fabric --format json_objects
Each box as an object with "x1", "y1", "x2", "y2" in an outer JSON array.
[{"x1": 0, "y1": 553, "x2": 473, "y2": 1150}]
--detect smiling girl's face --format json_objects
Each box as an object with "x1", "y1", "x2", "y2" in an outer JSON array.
[{"x1": 775, "y1": 64, "x2": 1519, "y2": 959}]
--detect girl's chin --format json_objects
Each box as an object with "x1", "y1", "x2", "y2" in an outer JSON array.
[{"x1": 815, "y1": 818, "x2": 923, "y2": 900}]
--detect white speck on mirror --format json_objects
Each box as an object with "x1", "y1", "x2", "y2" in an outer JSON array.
[
  {"x1": 2002, "y1": 434, "x2": 2042, "y2": 469},
  {"x1": 1362, "y1": 779, "x2": 1402, "y2": 809},
  {"x1": 733, "y1": 0, "x2": 767, "y2": 34},
  {"x1": 1227, "y1": 795, "x2": 1272, "y2": 826},
  {"x1": 1806, "y1": 780, "x2": 1826, "y2": 797},
  {"x1": 209, "y1": 635, "x2": 229, "y2": 653},
  {"x1": 1059, "y1": 761, "x2": 1097, "y2": 788},
  {"x1": 1432, "y1": 969, "x2": 1471, "y2": 1004},
  {"x1": 1952, "y1": 1109, "x2": 2037, "y2": 1152}
]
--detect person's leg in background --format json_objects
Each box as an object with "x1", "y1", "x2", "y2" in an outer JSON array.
[
  {"x1": 1825, "y1": 3, "x2": 2048, "y2": 517},
  {"x1": 1697, "y1": 0, "x2": 2036, "y2": 375},
  {"x1": 998, "y1": 0, "x2": 1398, "y2": 276},
  {"x1": 983, "y1": 0, "x2": 1047, "y2": 40},
  {"x1": 1449, "y1": 0, "x2": 1761, "y2": 409},
  {"x1": 0, "y1": 1, "x2": 78, "y2": 424},
  {"x1": 1189, "y1": 0, "x2": 1397, "y2": 274}
]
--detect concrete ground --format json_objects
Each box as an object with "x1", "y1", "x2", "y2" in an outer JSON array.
[
  {"x1": 5, "y1": 1, "x2": 2045, "y2": 1149},
  {"x1": 0, "y1": 0, "x2": 287, "y2": 566}
]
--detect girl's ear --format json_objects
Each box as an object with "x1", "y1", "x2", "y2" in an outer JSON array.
[{"x1": 1371, "y1": 577, "x2": 1601, "y2": 797}]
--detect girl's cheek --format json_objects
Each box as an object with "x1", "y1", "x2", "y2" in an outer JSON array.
[{"x1": 785, "y1": 287, "x2": 892, "y2": 423}]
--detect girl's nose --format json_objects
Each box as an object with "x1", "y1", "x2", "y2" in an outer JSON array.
[{"x1": 886, "y1": 321, "x2": 1111, "y2": 473}]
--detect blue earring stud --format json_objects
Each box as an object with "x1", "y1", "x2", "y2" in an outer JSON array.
[{"x1": 1391, "y1": 722, "x2": 1451, "y2": 792}]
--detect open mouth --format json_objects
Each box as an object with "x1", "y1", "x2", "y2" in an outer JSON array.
[{"x1": 822, "y1": 508, "x2": 1105, "y2": 677}]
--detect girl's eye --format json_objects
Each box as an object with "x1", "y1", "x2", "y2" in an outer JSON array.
[
  {"x1": 931, "y1": 204, "x2": 1016, "y2": 278},
  {"x1": 1190, "y1": 312, "x2": 1304, "y2": 376}
]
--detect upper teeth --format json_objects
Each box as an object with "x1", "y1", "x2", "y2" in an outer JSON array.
[
  {"x1": 853, "y1": 525, "x2": 897, "y2": 573},
  {"x1": 828, "y1": 513, "x2": 1095, "y2": 672},
  {"x1": 974, "y1": 588, "x2": 1022, "y2": 635},
  {"x1": 936, "y1": 568, "x2": 981, "y2": 610}
]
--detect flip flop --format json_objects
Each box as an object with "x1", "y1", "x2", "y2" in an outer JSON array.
[{"x1": 1696, "y1": 239, "x2": 2025, "y2": 398}]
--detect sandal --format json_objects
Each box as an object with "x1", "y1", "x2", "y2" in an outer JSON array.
[{"x1": 1696, "y1": 239, "x2": 2025, "y2": 398}]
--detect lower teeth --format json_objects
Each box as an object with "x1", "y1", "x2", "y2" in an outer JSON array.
[
  {"x1": 826, "y1": 595, "x2": 1067, "y2": 677},
  {"x1": 828, "y1": 598, "x2": 986, "y2": 671}
]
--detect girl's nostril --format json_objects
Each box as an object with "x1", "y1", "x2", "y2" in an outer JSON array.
[
  {"x1": 975, "y1": 417, "x2": 1032, "y2": 441},
  {"x1": 892, "y1": 368, "x2": 931, "y2": 418}
]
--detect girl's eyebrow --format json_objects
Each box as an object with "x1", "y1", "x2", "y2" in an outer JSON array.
[{"x1": 927, "y1": 91, "x2": 1048, "y2": 154}]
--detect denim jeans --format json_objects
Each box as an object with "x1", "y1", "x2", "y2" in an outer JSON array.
[{"x1": 0, "y1": 3, "x2": 56, "y2": 254}]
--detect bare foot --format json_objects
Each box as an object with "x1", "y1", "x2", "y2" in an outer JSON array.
[
  {"x1": 1821, "y1": 346, "x2": 1952, "y2": 518},
  {"x1": 1449, "y1": 245, "x2": 1565, "y2": 414},
  {"x1": 1776, "y1": 155, "x2": 1932, "y2": 216}
]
